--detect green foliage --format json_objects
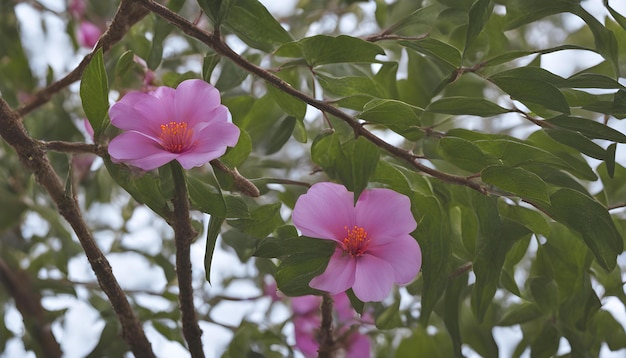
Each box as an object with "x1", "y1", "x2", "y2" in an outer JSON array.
[{"x1": 2, "y1": 0, "x2": 626, "y2": 357}]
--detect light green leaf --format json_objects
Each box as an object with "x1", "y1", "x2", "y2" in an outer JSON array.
[
  {"x1": 481, "y1": 165, "x2": 550, "y2": 204},
  {"x1": 465, "y1": 0, "x2": 493, "y2": 50},
  {"x1": 266, "y1": 85, "x2": 306, "y2": 120},
  {"x1": 400, "y1": 38, "x2": 462, "y2": 70},
  {"x1": 227, "y1": 202, "x2": 284, "y2": 239},
  {"x1": 186, "y1": 176, "x2": 227, "y2": 217},
  {"x1": 358, "y1": 98, "x2": 423, "y2": 139},
  {"x1": 80, "y1": 48, "x2": 109, "y2": 139},
  {"x1": 335, "y1": 136, "x2": 380, "y2": 201}
]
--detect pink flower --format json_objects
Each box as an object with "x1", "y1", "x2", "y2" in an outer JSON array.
[
  {"x1": 292, "y1": 182, "x2": 421, "y2": 302},
  {"x1": 69, "y1": 0, "x2": 86, "y2": 18},
  {"x1": 107, "y1": 79, "x2": 240, "y2": 171},
  {"x1": 77, "y1": 21, "x2": 101, "y2": 48}
]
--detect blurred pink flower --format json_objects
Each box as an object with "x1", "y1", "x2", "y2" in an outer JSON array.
[
  {"x1": 292, "y1": 182, "x2": 421, "y2": 302},
  {"x1": 83, "y1": 118, "x2": 94, "y2": 141},
  {"x1": 107, "y1": 79, "x2": 239, "y2": 171},
  {"x1": 77, "y1": 21, "x2": 101, "y2": 48},
  {"x1": 69, "y1": 0, "x2": 86, "y2": 18},
  {"x1": 292, "y1": 293, "x2": 371, "y2": 358}
]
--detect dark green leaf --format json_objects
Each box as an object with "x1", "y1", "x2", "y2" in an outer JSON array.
[
  {"x1": 227, "y1": 202, "x2": 284, "y2": 238},
  {"x1": 265, "y1": 116, "x2": 296, "y2": 155},
  {"x1": 489, "y1": 76, "x2": 570, "y2": 114},
  {"x1": 438, "y1": 137, "x2": 500, "y2": 173},
  {"x1": 205, "y1": 215, "x2": 225, "y2": 284},
  {"x1": 219, "y1": 130, "x2": 252, "y2": 167},
  {"x1": 483, "y1": 45, "x2": 595, "y2": 68},
  {"x1": 546, "y1": 115, "x2": 626, "y2": 143},
  {"x1": 481, "y1": 165, "x2": 550, "y2": 204},
  {"x1": 400, "y1": 38, "x2": 462, "y2": 70},
  {"x1": 267, "y1": 85, "x2": 306, "y2": 120},
  {"x1": 186, "y1": 175, "x2": 227, "y2": 217},
  {"x1": 254, "y1": 236, "x2": 335, "y2": 259},
  {"x1": 540, "y1": 189, "x2": 623, "y2": 271},
  {"x1": 80, "y1": 48, "x2": 109, "y2": 139},
  {"x1": 275, "y1": 35, "x2": 384, "y2": 66},
  {"x1": 465, "y1": 0, "x2": 493, "y2": 49},
  {"x1": 202, "y1": 53, "x2": 221, "y2": 82},
  {"x1": 427, "y1": 96, "x2": 510, "y2": 117},
  {"x1": 544, "y1": 128, "x2": 606, "y2": 160},
  {"x1": 498, "y1": 302, "x2": 544, "y2": 326},
  {"x1": 275, "y1": 252, "x2": 333, "y2": 297},
  {"x1": 358, "y1": 98, "x2": 423, "y2": 140},
  {"x1": 221, "y1": 0, "x2": 293, "y2": 51},
  {"x1": 335, "y1": 136, "x2": 380, "y2": 200}
]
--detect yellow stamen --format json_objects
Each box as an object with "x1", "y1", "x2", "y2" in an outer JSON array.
[
  {"x1": 159, "y1": 121, "x2": 195, "y2": 153},
  {"x1": 342, "y1": 225, "x2": 370, "y2": 257}
]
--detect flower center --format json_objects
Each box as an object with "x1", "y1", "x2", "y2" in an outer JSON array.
[
  {"x1": 159, "y1": 121, "x2": 195, "y2": 153},
  {"x1": 342, "y1": 225, "x2": 370, "y2": 257}
]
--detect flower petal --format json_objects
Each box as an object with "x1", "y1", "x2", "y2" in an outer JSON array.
[
  {"x1": 292, "y1": 182, "x2": 356, "y2": 241},
  {"x1": 294, "y1": 315, "x2": 321, "y2": 358},
  {"x1": 108, "y1": 131, "x2": 178, "y2": 170},
  {"x1": 346, "y1": 332, "x2": 371, "y2": 358},
  {"x1": 109, "y1": 93, "x2": 171, "y2": 136},
  {"x1": 355, "y1": 188, "x2": 417, "y2": 243},
  {"x1": 174, "y1": 79, "x2": 221, "y2": 126},
  {"x1": 351, "y1": 254, "x2": 394, "y2": 302},
  {"x1": 368, "y1": 234, "x2": 421, "y2": 285},
  {"x1": 309, "y1": 248, "x2": 355, "y2": 294}
]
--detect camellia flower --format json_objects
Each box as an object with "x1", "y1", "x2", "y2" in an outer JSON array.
[
  {"x1": 292, "y1": 182, "x2": 421, "y2": 302},
  {"x1": 107, "y1": 79, "x2": 240, "y2": 171},
  {"x1": 77, "y1": 21, "x2": 101, "y2": 48}
]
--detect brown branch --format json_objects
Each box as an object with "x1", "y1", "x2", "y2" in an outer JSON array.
[
  {"x1": 0, "y1": 258, "x2": 62, "y2": 358},
  {"x1": 317, "y1": 294, "x2": 336, "y2": 358},
  {"x1": 210, "y1": 159, "x2": 261, "y2": 197},
  {"x1": 0, "y1": 99, "x2": 155, "y2": 357},
  {"x1": 169, "y1": 162, "x2": 204, "y2": 357},
  {"x1": 137, "y1": 0, "x2": 487, "y2": 194},
  {"x1": 16, "y1": 0, "x2": 149, "y2": 116}
]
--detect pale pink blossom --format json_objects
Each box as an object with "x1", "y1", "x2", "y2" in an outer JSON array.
[
  {"x1": 292, "y1": 182, "x2": 421, "y2": 302},
  {"x1": 69, "y1": 0, "x2": 86, "y2": 18},
  {"x1": 107, "y1": 79, "x2": 239, "y2": 171},
  {"x1": 77, "y1": 21, "x2": 101, "y2": 48}
]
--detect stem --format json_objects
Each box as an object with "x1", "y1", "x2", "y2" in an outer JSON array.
[
  {"x1": 318, "y1": 294, "x2": 336, "y2": 358},
  {"x1": 169, "y1": 161, "x2": 204, "y2": 357},
  {"x1": 137, "y1": 0, "x2": 487, "y2": 194},
  {"x1": 0, "y1": 100, "x2": 155, "y2": 357}
]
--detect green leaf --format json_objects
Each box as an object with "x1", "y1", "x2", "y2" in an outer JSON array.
[
  {"x1": 498, "y1": 302, "x2": 544, "y2": 326},
  {"x1": 546, "y1": 115, "x2": 626, "y2": 143},
  {"x1": 358, "y1": 98, "x2": 423, "y2": 140},
  {"x1": 219, "y1": 130, "x2": 252, "y2": 167},
  {"x1": 186, "y1": 175, "x2": 227, "y2": 217},
  {"x1": 375, "y1": 300, "x2": 402, "y2": 329},
  {"x1": 605, "y1": 143, "x2": 616, "y2": 178},
  {"x1": 266, "y1": 85, "x2": 306, "y2": 120},
  {"x1": 465, "y1": 0, "x2": 493, "y2": 50},
  {"x1": 489, "y1": 76, "x2": 570, "y2": 114},
  {"x1": 275, "y1": 35, "x2": 384, "y2": 66},
  {"x1": 204, "y1": 216, "x2": 225, "y2": 284},
  {"x1": 540, "y1": 189, "x2": 624, "y2": 271},
  {"x1": 503, "y1": 0, "x2": 578, "y2": 30},
  {"x1": 572, "y1": 5, "x2": 620, "y2": 76},
  {"x1": 227, "y1": 202, "x2": 284, "y2": 238},
  {"x1": 426, "y1": 96, "x2": 510, "y2": 117},
  {"x1": 483, "y1": 45, "x2": 595, "y2": 68},
  {"x1": 221, "y1": 0, "x2": 293, "y2": 51},
  {"x1": 400, "y1": 38, "x2": 462, "y2": 71},
  {"x1": 202, "y1": 53, "x2": 221, "y2": 82},
  {"x1": 265, "y1": 116, "x2": 296, "y2": 155},
  {"x1": 80, "y1": 48, "x2": 109, "y2": 139},
  {"x1": 275, "y1": 251, "x2": 333, "y2": 297},
  {"x1": 543, "y1": 128, "x2": 606, "y2": 160},
  {"x1": 438, "y1": 137, "x2": 500, "y2": 173},
  {"x1": 564, "y1": 73, "x2": 624, "y2": 89},
  {"x1": 530, "y1": 320, "x2": 560, "y2": 358},
  {"x1": 597, "y1": 162, "x2": 626, "y2": 207},
  {"x1": 254, "y1": 235, "x2": 335, "y2": 259},
  {"x1": 481, "y1": 165, "x2": 550, "y2": 204},
  {"x1": 335, "y1": 136, "x2": 380, "y2": 200}
]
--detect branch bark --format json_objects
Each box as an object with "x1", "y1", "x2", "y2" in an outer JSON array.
[{"x1": 170, "y1": 162, "x2": 204, "y2": 357}]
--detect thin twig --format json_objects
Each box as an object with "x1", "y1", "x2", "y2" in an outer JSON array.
[
  {"x1": 169, "y1": 161, "x2": 204, "y2": 357},
  {"x1": 318, "y1": 294, "x2": 336, "y2": 358}
]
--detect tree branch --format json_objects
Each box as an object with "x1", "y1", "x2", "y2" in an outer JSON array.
[
  {"x1": 169, "y1": 161, "x2": 204, "y2": 357},
  {"x1": 0, "y1": 258, "x2": 62, "y2": 358},
  {"x1": 137, "y1": 0, "x2": 487, "y2": 194},
  {"x1": 0, "y1": 99, "x2": 155, "y2": 358},
  {"x1": 318, "y1": 294, "x2": 336, "y2": 358}
]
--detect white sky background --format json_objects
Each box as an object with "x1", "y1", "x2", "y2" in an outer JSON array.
[{"x1": 4, "y1": 0, "x2": 626, "y2": 357}]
